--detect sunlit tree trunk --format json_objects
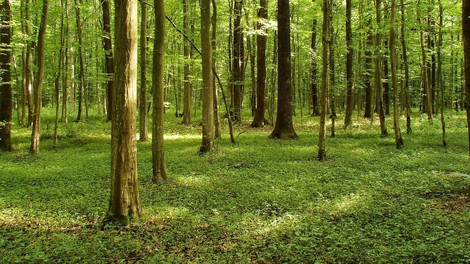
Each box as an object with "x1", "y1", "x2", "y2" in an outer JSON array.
[
  {"x1": 251, "y1": 0, "x2": 268, "y2": 127},
  {"x1": 30, "y1": 0, "x2": 49, "y2": 154},
  {"x1": 139, "y1": 1, "x2": 149, "y2": 141},
  {"x1": 0, "y1": 0, "x2": 12, "y2": 152},
  {"x1": 199, "y1": 0, "x2": 215, "y2": 153},
  {"x1": 108, "y1": 0, "x2": 141, "y2": 223},
  {"x1": 318, "y1": 0, "x2": 330, "y2": 161},
  {"x1": 23, "y1": 0, "x2": 33, "y2": 127},
  {"x1": 152, "y1": 0, "x2": 167, "y2": 180}
]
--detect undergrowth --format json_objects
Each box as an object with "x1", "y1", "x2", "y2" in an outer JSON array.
[{"x1": 1, "y1": 109, "x2": 469, "y2": 263}]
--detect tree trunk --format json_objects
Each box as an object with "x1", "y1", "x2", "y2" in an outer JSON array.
[
  {"x1": 199, "y1": 0, "x2": 215, "y2": 153},
  {"x1": 139, "y1": 1, "x2": 149, "y2": 141},
  {"x1": 463, "y1": 0, "x2": 470, "y2": 158},
  {"x1": 0, "y1": 0, "x2": 12, "y2": 152},
  {"x1": 383, "y1": 40, "x2": 390, "y2": 115},
  {"x1": 23, "y1": 0, "x2": 34, "y2": 127},
  {"x1": 269, "y1": 0, "x2": 298, "y2": 139},
  {"x1": 74, "y1": 0, "x2": 85, "y2": 122},
  {"x1": 400, "y1": 0, "x2": 411, "y2": 134},
  {"x1": 251, "y1": 0, "x2": 268, "y2": 127},
  {"x1": 151, "y1": 0, "x2": 167, "y2": 180},
  {"x1": 62, "y1": 0, "x2": 70, "y2": 124},
  {"x1": 343, "y1": 0, "x2": 353, "y2": 129},
  {"x1": 364, "y1": 27, "x2": 373, "y2": 119},
  {"x1": 389, "y1": 0, "x2": 403, "y2": 149},
  {"x1": 54, "y1": 0, "x2": 66, "y2": 147},
  {"x1": 232, "y1": 0, "x2": 244, "y2": 124},
  {"x1": 212, "y1": 0, "x2": 222, "y2": 139},
  {"x1": 182, "y1": 0, "x2": 192, "y2": 125},
  {"x1": 374, "y1": 0, "x2": 387, "y2": 137},
  {"x1": 418, "y1": 0, "x2": 432, "y2": 121},
  {"x1": 101, "y1": 0, "x2": 114, "y2": 122},
  {"x1": 30, "y1": 0, "x2": 48, "y2": 154},
  {"x1": 318, "y1": 0, "x2": 330, "y2": 161},
  {"x1": 438, "y1": 0, "x2": 446, "y2": 147},
  {"x1": 108, "y1": 0, "x2": 141, "y2": 224},
  {"x1": 311, "y1": 18, "x2": 320, "y2": 117},
  {"x1": 329, "y1": 13, "x2": 336, "y2": 137}
]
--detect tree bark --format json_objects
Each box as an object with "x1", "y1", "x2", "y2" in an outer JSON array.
[
  {"x1": 212, "y1": 0, "x2": 222, "y2": 139},
  {"x1": 30, "y1": 0, "x2": 48, "y2": 154},
  {"x1": 181, "y1": 0, "x2": 192, "y2": 125},
  {"x1": 22, "y1": 0, "x2": 34, "y2": 127},
  {"x1": 400, "y1": 0, "x2": 411, "y2": 134},
  {"x1": 364, "y1": 26, "x2": 373, "y2": 119},
  {"x1": 108, "y1": 0, "x2": 141, "y2": 223},
  {"x1": 232, "y1": 0, "x2": 244, "y2": 124},
  {"x1": 463, "y1": 0, "x2": 470, "y2": 158},
  {"x1": 0, "y1": 0, "x2": 12, "y2": 151},
  {"x1": 251, "y1": 0, "x2": 268, "y2": 127},
  {"x1": 54, "y1": 0, "x2": 66, "y2": 147},
  {"x1": 389, "y1": 0, "x2": 403, "y2": 149},
  {"x1": 374, "y1": 0, "x2": 387, "y2": 137},
  {"x1": 139, "y1": 2, "x2": 149, "y2": 141},
  {"x1": 318, "y1": 0, "x2": 330, "y2": 161},
  {"x1": 343, "y1": 0, "x2": 354, "y2": 129},
  {"x1": 74, "y1": 0, "x2": 85, "y2": 122},
  {"x1": 101, "y1": 0, "x2": 114, "y2": 122},
  {"x1": 438, "y1": 0, "x2": 446, "y2": 147},
  {"x1": 199, "y1": 0, "x2": 215, "y2": 153},
  {"x1": 269, "y1": 0, "x2": 298, "y2": 139},
  {"x1": 152, "y1": 0, "x2": 167, "y2": 180},
  {"x1": 311, "y1": 18, "x2": 319, "y2": 117},
  {"x1": 418, "y1": 0, "x2": 432, "y2": 121}
]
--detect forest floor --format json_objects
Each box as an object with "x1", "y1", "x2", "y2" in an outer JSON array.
[{"x1": 1, "y1": 109, "x2": 469, "y2": 263}]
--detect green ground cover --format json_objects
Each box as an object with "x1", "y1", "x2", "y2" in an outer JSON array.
[{"x1": 1, "y1": 110, "x2": 469, "y2": 263}]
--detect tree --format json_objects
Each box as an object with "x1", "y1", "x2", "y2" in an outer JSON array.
[
  {"x1": 310, "y1": 17, "x2": 320, "y2": 117},
  {"x1": 212, "y1": 0, "x2": 222, "y2": 138},
  {"x1": 30, "y1": 0, "x2": 49, "y2": 155},
  {"x1": 463, "y1": 0, "x2": 470, "y2": 158},
  {"x1": 374, "y1": 0, "x2": 387, "y2": 137},
  {"x1": 74, "y1": 0, "x2": 85, "y2": 122},
  {"x1": 101, "y1": 0, "x2": 114, "y2": 122},
  {"x1": 181, "y1": 0, "x2": 192, "y2": 125},
  {"x1": 54, "y1": 0, "x2": 67, "y2": 147},
  {"x1": 199, "y1": 0, "x2": 215, "y2": 153},
  {"x1": 232, "y1": 0, "x2": 245, "y2": 124},
  {"x1": 438, "y1": 0, "x2": 446, "y2": 146},
  {"x1": 343, "y1": 0, "x2": 354, "y2": 129},
  {"x1": 108, "y1": 0, "x2": 141, "y2": 223},
  {"x1": 400, "y1": 0, "x2": 411, "y2": 134},
  {"x1": 21, "y1": 0, "x2": 33, "y2": 127},
  {"x1": 0, "y1": 0, "x2": 12, "y2": 152},
  {"x1": 251, "y1": 0, "x2": 268, "y2": 127},
  {"x1": 389, "y1": 0, "x2": 403, "y2": 149},
  {"x1": 318, "y1": 0, "x2": 330, "y2": 161},
  {"x1": 139, "y1": 1, "x2": 149, "y2": 141},
  {"x1": 152, "y1": 0, "x2": 167, "y2": 180},
  {"x1": 269, "y1": 0, "x2": 298, "y2": 139}
]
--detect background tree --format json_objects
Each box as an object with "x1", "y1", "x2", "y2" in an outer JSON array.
[
  {"x1": 0, "y1": 0, "x2": 12, "y2": 152},
  {"x1": 269, "y1": 0, "x2": 298, "y2": 139},
  {"x1": 152, "y1": 0, "x2": 167, "y2": 180},
  {"x1": 463, "y1": 0, "x2": 470, "y2": 158},
  {"x1": 318, "y1": 0, "x2": 330, "y2": 161},
  {"x1": 374, "y1": 0, "x2": 387, "y2": 137},
  {"x1": 30, "y1": 0, "x2": 49, "y2": 155},
  {"x1": 343, "y1": 0, "x2": 353, "y2": 129},
  {"x1": 101, "y1": 0, "x2": 114, "y2": 122},
  {"x1": 181, "y1": 0, "x2": 192, "y2": 125},
  {"x1": 139, "y1": 1, "x2": 149, "y2": 141},
  {"x1": 108, "y1": 0, "x2": 141, "y2": 223}
]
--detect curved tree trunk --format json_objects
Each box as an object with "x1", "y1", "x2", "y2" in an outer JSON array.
[
  {"x1": 269, "y1": 0, "x2": 298, "y2": 139},
  {"x1": 108, "y1": 0, "x2": 141, "y2": 224},
  {"x1": 0, "y1": 0, "x2": 12, "y2": 152},
  {"x1": 152, "y1": 0, "x2": 168, "y2": 180}
]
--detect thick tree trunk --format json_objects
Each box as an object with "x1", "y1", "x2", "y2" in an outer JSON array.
[
  {"x1": 152, "y1": 0, "x2": 167, "y2": 180},
  {"x1": 269, "y1": 0, "x2": 298, "y2": 139},
  {"x1": 389, "y1": 0, "x2": 403, "y2": 149},
  {"x1": 108, "y1": 0, "x2": 141, "y2": 223},
  {"x1": 251, "y1": 0, "x2": 268, "y2": 127},
  {"x1": 462, "y1": 0, "x2": 470, "y2": 158},
  {"x1": 199, "y1": 0, "x2": 215, "y2": 153},
  {"x1": 30, "y1": 0, "x2": 48, "y2": 154},
  {"x1": 181, "y1": 0, "x2": 192, "y2": 125},
  {"x1": 139, "y1": 2, "x2": 149, "y2": 141},
  {"x1": 400, "y1": 0, "x2": 411, "y2": 134},
  {"x1": 318, "y1": 0, "x2": 330, "y2": 161},
  {"x1": 344, "y1": 0, "x2": 354, "y2": 129},
  {"x1": 0, "y1": 0, "x2": 12, "y2": 151}
]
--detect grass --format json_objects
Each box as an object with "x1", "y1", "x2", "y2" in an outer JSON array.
[{"x1": 1, "y1": 108, "x2": 469, "y2": 263}]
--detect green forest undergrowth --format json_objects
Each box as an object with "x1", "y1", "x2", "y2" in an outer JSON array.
[{"x1": 1, "y1": 110, "x2": 469, "y2": 263}]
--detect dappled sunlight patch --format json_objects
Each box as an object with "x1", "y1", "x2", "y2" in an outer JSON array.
[
  {"x1": 164, "y1": 134, "x2": 200, "y2": 141},
  {"x1": 240, "y1": 212, "x2": 302, "y2": 238},
  {"x1": 317, "y1": 192, "x2": 371, "y2": 219}
]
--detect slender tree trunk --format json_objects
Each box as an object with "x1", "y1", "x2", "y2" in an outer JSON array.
[
  {"x1": 199, "y1": 0, "x2": 215, "y2": 153},
  {"x1": 374, "y1": 0, "x2": 387, "y2": 137},
  {"x1": 329, "y1": 18, "x2": 336, "y2": 137},
  {"x1": 75, "y1": 0, "x2": 85, "y2": 122},
  {"x1": 152, "y1": 0, "x2": 167, "y2": 180},
  {"x1": 62, "y1": 0, "x2": 69, "y2": 124},
  {"x1": 390, "y1": 0, "x2": 403, "y2": 149},
  {"x1": 364, "y1": 26, "x2": 373, "y2": 118},
  {"x1": 383, "y1": 40, "x2": 390, "y2": 115},
  {"x1": 464, "y1": 0, "x2": 470, "y2": 158},
  {"x1": 0, "y1": 0, "x2": 12, "y2": 151},
  {"x1": 20, "y1": 0, "x2": 26, "y2": 125},
  {"x1": 269, "y1": 0, "x2": 298, "y2": 139},
  {"x1": 101, "y1": 0, "x2": 114, "y2": 122},
  {"x1": 251, "y1": 0, "x2": 268, "y2": 127},
  {"x1": 318, "y1": 0, "x2": 330, "y2": 161},
  {"x1": 23, "y1": 0, "x2": 34, "y2": 127},
  {"x1": 139, "y1": 2, "x2": 149, "y2": 141},
  {"x1": 311, "y1": 18, "x2": 319, "y2": 117},
  {"x1": 344, "y1": 0, "x2": 354, "y2": 129},
  {"x1": 30, "y1": 0, "x2": 48, "y2": 154},
  {"x1": 54, "y1": 0, "x2": 66, "y2": 147},
  {"x1": 212, "y1": 0, "x2": 222, "y2": 139},
  {"x1": 108, "y1": 0, "x2": 141, "y2": 224},
  {"x1": 232, "y1": 0, "x2": 244, "y2": 124},
  {"x1": 438, "y1": 0, "x2": 446, "y2": 146},
  {"x1": 182, "y1": 0, "x2": 192, "y2": 125},
  {"x1": 418, "y1": 0, "x2": 432, "y2": 121},
  {"x1": 400, "y1": 0, "x2": 411, "y2": 134}
]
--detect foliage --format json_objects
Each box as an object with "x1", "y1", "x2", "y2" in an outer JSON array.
[{"x1": 1, "y1": 109, "x2": 469, "y2": 262}]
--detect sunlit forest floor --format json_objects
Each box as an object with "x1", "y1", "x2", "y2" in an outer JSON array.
[{"x1": 1, "y1": 108, "x2": 469, "y2": 263}]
